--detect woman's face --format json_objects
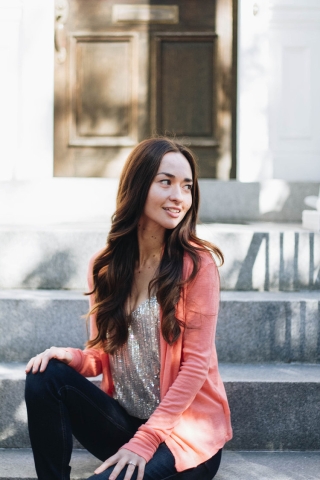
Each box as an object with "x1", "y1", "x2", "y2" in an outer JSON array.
[{"x1": 141, "y1": 151, "x2": 193, "y2": 230}]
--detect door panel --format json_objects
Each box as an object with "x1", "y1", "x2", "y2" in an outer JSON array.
[
  {"x1": 69, "y1": 34, "x2": 138, "y2": 145},
  {"x1": 152, "y1": 34, "x2": 217, "y2": 142},
  {"x1": 54, "y1": 0, "x2": 236, "y2": 178}
]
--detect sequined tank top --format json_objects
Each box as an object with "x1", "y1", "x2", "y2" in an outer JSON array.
[{"x1": 109, "y1": 296, "x2": 161, "y2": 419}]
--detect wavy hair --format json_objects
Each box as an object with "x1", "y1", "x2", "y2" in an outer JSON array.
[{"x1": 86, "y1": 137, "x2": 223, "y2": 354}]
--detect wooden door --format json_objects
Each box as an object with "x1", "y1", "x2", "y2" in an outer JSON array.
[{"x1": 54, "y1": 0, "x2": 236, "y2": 178}]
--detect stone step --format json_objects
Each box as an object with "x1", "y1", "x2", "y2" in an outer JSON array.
[
  {"x1": 1, "y1": 363, "x2": 319, "y2": 451},
  {"x1": 200, "y1": 223, "x2": 320, "y2": 292},
  {"x1": 1, "y1": 179, "x2": 319, "y2": 224},
  {"x1": 0, "y1": 290, "x2": 319, "y2": 363},
  {"x1": 216, "y1": 451, "x2": 320, "y2": 480},
  {"x1": 221, "y1": 363, "x2": 320, "y2": 450},
  {"x1": 0, "y1": 449, "x2": 101, "y2": 480},
  {"x1": 0, "y1": 449, "x2": 320, "y2": 480},
  {"x1": 0, "y1": 223, "x2": 319, "y2": 292}
]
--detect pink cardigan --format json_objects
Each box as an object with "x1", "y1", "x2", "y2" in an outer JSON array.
[{"x1": 67, "y1": 249, "x2": 232, "y2": 472}]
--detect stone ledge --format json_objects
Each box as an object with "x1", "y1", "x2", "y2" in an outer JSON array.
[
  {"x1": 0, "y1": 449, "x2": 320, "y2": 480},
  {"x1": 1, "y1": 290, "x2": 319, "y2": 363},
  {"x1": 2, "y1": 362, "x2": 320, "y2": 383},
  {"x1": 0, "y1": 363, "x2": 319, "y2": 450},
  {"x1": 0, "y1": 448, "x2": 100, "y2": 480},
  {"x1": 1, "y1": 179, "x2": 319, "y2": 224},
  {"x1": 219, "y1": 362, "x2": 320, "y2": 382},
  {"x1": 0, "y1": 223, "x2": 319, "y2": 291},
  {"x1": 216, "y1": 450, "x2": 320, "y2": 480}
]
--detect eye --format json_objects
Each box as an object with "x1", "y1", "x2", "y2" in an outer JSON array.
[
  {"x1": 184, "y1": 184, "x2": 193, "y2": 191},
  {"x1": 160, "y1": 179, "x2": 171, "y2": 185}
]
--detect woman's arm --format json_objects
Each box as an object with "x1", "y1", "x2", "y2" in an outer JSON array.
[{"x1": 121, "y1": 259, "x2": 220, "y2": 462}]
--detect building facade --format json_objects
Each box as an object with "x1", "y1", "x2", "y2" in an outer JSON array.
[{"x1": 0, "y1": 0, "x2": 319, "y2": 223}]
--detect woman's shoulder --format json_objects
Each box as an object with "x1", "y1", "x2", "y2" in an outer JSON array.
[
  {"x1": 88, "y1": 248, "x2": 105, "y2": 267},
  {"x1": 182, "y1": 244, "x2": 217, "y2": 279},
  {"x1": 87, "y1": 248, "x2": 106, "y2": 288},
  {"x1": 183, "y1": 243, "x2": 217, "y2": 266}
]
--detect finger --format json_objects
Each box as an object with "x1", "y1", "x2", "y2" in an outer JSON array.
[
  {"x1": 107, "y1": 460, "x2": 128, "y2": 480},
  {"x1": 25, "y1": 358, "x2": 35, "y2": 373},
  {"x1": 136, "y1": 462, "x2": 145, "y2": 480},
  {"x1": 94, "y1": 462, "x2": 107, "y2": 475},
  {"x1": 123, "y1": 463, "x2": 137, "y2": 480},
  {"x1": 38, "y1": 347, "x2": 65, "y2": 372},
  {"x1": 94, "y1": 454, "x2": 119, "y2": 474},
  {"x1": 39, "y1": 350, "x2": 51, "y2": 372},
  {"x1": 32, "y1": 354, "x2": 43, "y2": 373}
]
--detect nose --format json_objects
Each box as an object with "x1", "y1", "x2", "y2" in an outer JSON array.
[{"x1": 169, "y1": 184, "x2": 183, "y2": 203}]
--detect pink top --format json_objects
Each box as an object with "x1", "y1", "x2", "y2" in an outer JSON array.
[{"x1": 67, "y1": 249, "x2": 232, "y2": 472}]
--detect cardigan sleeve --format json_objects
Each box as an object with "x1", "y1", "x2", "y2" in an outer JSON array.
[
  {"x1": 66, "y1": 251, "x2": 104, "y2": 377},
  {"x1": 120, "y1": 259, "x2": 220, "y2": 462}
]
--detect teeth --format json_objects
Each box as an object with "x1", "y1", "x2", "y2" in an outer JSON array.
[{"x1": 166, "y1": 208, "x2": 180, "y2": 213}]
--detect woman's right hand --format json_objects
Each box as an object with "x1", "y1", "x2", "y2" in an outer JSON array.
[{"x1": 25, "y1": 347, "x2": 73, "y2": 374}]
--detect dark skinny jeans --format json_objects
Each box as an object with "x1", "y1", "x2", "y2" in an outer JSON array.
[{"x1": 25, "y1": 359, "x2": 222, "y2": 480}]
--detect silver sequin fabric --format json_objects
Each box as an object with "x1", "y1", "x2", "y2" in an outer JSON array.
[{"x1": 109, "y1": 296, "x2": 161, "y2": 419}]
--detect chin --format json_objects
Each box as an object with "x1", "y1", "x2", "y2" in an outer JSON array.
[
  {"x1": 164, "y1": 219, "x2": 183, "y2": 230},
  {"x1": 154, "y1": 212, "x2": 186, "y2": 230}
]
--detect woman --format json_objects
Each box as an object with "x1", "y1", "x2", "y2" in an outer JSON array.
[{"x1": 25, "y1": 138, "x2": 232, "y2": 480}]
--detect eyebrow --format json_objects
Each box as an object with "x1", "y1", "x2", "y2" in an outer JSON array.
[{"x1": 156, "y1": 172, "x2": 193, "y2": 182}]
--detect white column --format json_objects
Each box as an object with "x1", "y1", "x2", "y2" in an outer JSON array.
[
  {"x1": 237, "y1": 0, "x2": 320, "y2": 182},
  {"x1": 0, "y1": 0, "x2": 22, "y2": 181},
  {"x1": 17, "y1": 0, "x2": 55, "y2": 179},
  {"x1": 237, "y1": 0, "x2": 272, "y2": 182},
  {"x1": 0, "y1": 0, "x2": 54, "y2": 181},
  {"x1": 269, "y1": 0, "x2": 320, "y2": 181}
]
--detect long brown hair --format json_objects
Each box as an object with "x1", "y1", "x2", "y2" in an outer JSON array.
[{"x1": 86, "y1": 137, "x2": 223, "y2": 353}]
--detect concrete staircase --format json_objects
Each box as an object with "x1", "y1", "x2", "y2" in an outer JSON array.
[{"x1": 0, "y1": 221, "x2": 319, "y2": 479}]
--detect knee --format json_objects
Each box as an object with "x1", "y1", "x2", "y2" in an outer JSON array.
[
  {"x1": 25, "y1": 359, "x2": 68, "y2": 402},
  {"x1": 86, "y1": 467, "x2": 114, "y2": 480},
  {"x1": 25, "y1": 369, "x2": 46, "y2": 406}
]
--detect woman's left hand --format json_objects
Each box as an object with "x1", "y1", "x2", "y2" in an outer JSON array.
[{"x1": 94, "y1": 448, "x2": 146, "y2": 480}]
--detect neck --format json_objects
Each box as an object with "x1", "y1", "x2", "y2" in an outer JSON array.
[{"x1": 136, "y1": 219, "x2": 165, "y2": 267}]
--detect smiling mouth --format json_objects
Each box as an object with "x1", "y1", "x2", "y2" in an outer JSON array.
[{"x1": 163, "y1": 207, "x2": 181, "y2": 213}]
